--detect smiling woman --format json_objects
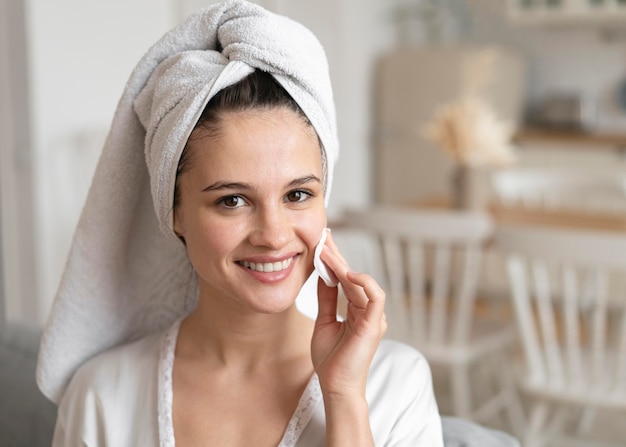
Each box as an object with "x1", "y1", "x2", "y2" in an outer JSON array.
[{"x1": 35, "y1": 1, "x2": 443, "y2": 446}]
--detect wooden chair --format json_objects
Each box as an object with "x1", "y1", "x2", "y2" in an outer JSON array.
[
  {"x1": 495, "y1": 224, "x2": 626, "y2": 447},
  {"x1": 490, "y1": 168, "x2": 626, "y2": 214},
  {"x1": 332, "y1": 205, "x2": 525, "y2": 436}
]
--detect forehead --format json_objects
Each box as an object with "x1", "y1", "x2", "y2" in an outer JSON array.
[{"x1": 185, "y1": 108, "x2": 323, "y2": 182}]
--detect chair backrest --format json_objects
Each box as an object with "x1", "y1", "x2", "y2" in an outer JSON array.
[
  {"x1": 495, "y1": 225, "x2": 626, "y2": 401},
  {"x1": 338, "y1": 205, "x2": 493, "y2": 349},
  {"x1": 491, "y1": 168, "x2": 626, "y2": 213}
]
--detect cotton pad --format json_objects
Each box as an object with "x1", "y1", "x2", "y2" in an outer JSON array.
[{"x1": 314, "y1": 228, "x2": 339, "y2": 287}]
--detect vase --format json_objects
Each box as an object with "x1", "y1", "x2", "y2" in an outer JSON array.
[{"x1": 451, "y1": 164, "x2": 486, "y2": 211}]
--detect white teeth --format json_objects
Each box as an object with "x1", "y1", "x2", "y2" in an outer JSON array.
[{"x1": 241, "y1": 258, "x2": 293, "y2": 273}]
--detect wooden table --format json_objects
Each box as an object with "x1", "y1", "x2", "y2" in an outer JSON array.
[
  {"x1": 411, "y1": 195, "x2": 626, "y2": 234},
  {"x1": 513, "y1": 127, "x2": 626, "y2": 151},
  {"x1": 489, "y1": 205, "x2": 626, "y2": 233}
]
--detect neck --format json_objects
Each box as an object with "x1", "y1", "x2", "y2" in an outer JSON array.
[{"x1": 176, "y1": 293, "x2": 314, "y2": 372}]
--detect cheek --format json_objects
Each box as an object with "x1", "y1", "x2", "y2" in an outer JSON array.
[
  {"x1": 297, "y1": 206, "x2": 328, "y2": 258},
  {"x1": 185, "y1": 216, "x2": 243, "y2": 263}
]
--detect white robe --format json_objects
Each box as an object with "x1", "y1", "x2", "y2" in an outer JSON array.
[{"x1": 53, "y1": 322, "x2": 443, "y2": 446}]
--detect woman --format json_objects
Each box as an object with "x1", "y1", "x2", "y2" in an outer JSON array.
[{"x1": 37, "y1": 1, "x2": 442, "y2": 445}]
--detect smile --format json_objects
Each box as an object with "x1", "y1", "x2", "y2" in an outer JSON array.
[{"x1": 239, "y1": 257, "x2": 294, "y2": 273}]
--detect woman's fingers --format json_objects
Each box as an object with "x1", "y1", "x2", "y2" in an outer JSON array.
[
  {"x1": 316, "y1": 278, "x2": 339, "y2": 323},
  {"x1": 320, "y1": 243, "x2": 368, "y2": 309},
  {"x1": 346, "y1": 271, "x2": 386, "y2": 328},
  {"x1": 319, "y1": 235, "x2": 386, "y2": 330},
  {"x1": 325, "y1": 231, "x2": 350, "y2": 266},
  {"x1": 312, "y1": 232, "x2": 387, "y2": 398}
]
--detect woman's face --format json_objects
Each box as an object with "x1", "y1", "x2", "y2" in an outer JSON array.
[{"x1": 174, "y1": 107, "x2": 327, "y2": 315}]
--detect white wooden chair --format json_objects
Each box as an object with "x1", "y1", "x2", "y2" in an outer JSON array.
[
  {"x1": 490, "y1": 168, "x2": 626, "y2": 214},
  {"x1": 495, "y1": 224, "x2": 626, "y2": 447},
  {"x1": 332, "y1": 205, "x2": 525, "y2": 436}
]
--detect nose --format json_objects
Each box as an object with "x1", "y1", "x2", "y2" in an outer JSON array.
[{"x1": 248, "y1": 205, "x2": 293, "y2": 249}]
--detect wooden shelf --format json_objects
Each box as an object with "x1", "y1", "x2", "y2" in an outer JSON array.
[
  {"x1": 513, "y1": 127, "x2": 626, "y2": 149},
  {"x1": 410, "y1": 195, "x2": 626, "y2": 233},
  {"x1": 506, "y1": 0, "x2": 626, "y2": 27}
]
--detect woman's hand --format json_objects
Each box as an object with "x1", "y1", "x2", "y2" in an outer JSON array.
[
  {"x1": 310, "y1": 231, "x2": 386, "y2": 446},
  {"x1": 310, "y1": 231, "x2": 387, "y2": 398}
]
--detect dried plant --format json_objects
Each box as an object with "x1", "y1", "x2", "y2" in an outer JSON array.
[{"x1": 422, "y1": 48, "x2": 518, "y2": 167}]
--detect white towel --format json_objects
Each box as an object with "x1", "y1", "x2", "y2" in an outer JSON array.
[{"x1": 37, "y1": 0, "x2": 339, "y2": 404}]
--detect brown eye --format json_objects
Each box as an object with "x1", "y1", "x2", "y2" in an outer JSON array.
[
  {"x1": 220, "y1": 195, "x2": 245, "y2": 208},
  {"x1": 286, "y1": 190, "x2": 311, "y2": 203}
]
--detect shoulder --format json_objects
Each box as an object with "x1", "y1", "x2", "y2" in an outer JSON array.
[
  {"x1": 53, "y1": 332, "x2": 163, "y2": 446},
  {"x1": 374, "y1": 338, "x2": 427, "y2": 362},
  {"x1": 371, "y1": 338, "x2": 432, "y2": 380},
  {"x1": 60, "y1": 330, "x2": 163, "y2": 414},
  {"x1": 367, "y1": 338, "x2": 437, "y2": 405},
  {"x1": 71, "y1": 331, "x2": 162, "y2": 392},
  {"x1": 366, "y1": 339, "x2": 443, "y2": 445}
]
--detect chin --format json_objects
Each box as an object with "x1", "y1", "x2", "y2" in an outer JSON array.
[{"x1": 248, "y1": 283, "x2": 305, "y2": 315}]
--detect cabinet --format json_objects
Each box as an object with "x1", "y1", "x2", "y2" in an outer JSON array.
[{"x1": 373, "y1": 46, "x2": 526, "y2": 205}]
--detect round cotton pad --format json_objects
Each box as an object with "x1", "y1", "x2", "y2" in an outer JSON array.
[{"x1": 314, "y1": 229, "x2": 339, "y2": 287}]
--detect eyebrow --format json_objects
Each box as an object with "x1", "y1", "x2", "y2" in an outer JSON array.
[{"x1": 201, "y1": 175, "x2": 322, "y2": 193}]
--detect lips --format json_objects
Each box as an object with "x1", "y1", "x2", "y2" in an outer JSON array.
[{"x1": 239, "y1": 257, "x2": 294, "y2": 273}]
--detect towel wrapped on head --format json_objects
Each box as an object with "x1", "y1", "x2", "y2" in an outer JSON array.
[{"x1": 36, "y1": 0, "x2": 339, "y2": 404}]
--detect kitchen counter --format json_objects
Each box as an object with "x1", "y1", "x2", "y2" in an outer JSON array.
[{"x1": 513, "y1": 127, "x2": 626, "y2": 150}]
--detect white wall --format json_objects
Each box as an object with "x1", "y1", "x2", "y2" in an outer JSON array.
[
  {"x1": 1, "y1": 0, "x2": 37, "y2": 323},
  {"x1": 26, "y1": 0, "x2": 175, "y2": 321}
]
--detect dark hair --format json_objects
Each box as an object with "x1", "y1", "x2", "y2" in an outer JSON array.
[{"x1": 173, "y1": 70, "x2": 322, "y2": 210}]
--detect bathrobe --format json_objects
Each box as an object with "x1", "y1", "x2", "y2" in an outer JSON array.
[{"x1": 53, "y1": 320, "x2": 443, "y2": 446}]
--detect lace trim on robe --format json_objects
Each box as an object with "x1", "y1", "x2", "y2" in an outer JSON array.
[
  {"x1": 157, "y1": 321, "x2": 322, "y2": 447},
  {"x1": 277, "y1": 373, "x2": 322, "y2": 446},
  {"x1": 158, "y1": 320, "x2": 181, "y2": 447}
]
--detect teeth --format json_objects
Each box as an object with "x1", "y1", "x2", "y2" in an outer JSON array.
[{"x1": 242, "y1": 258, "x2": 292, "y2": 273}]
